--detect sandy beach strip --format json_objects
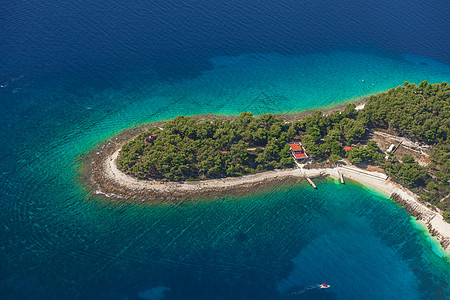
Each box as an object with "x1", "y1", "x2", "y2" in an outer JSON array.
[
  {"x1": 94, "y1": 148, "x2": 326, "y2": 201},
  {"x1": 106, "y1": 150, "x2": 326, "y2": 192}
]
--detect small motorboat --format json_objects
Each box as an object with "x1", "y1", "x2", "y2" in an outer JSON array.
[{"x1": 320, "y1": 283, "x2": 330, "y2": 289}]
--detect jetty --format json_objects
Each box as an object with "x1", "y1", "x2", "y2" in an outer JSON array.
[
  {"x1": 339, "y1": 171, "x2": 345, "y2": 184},
  {"x1": 297, "y1": 163, "x2": 317, "y2": 189},
  {"x1": 306, "y1": 177, "x2": 317, "y2": 189}
]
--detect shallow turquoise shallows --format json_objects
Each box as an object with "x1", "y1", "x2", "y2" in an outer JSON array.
[
  {"x1": 2, "y1": 33, "x2": 450, "y2": 300},
  {"x1": 2, "y1": 48, "x2": 450, "y2": 299},
  {"x1": 3, "y1": 0, "x2": 450, "y2": 298}
]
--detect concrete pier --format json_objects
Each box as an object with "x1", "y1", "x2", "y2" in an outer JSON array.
[
  {"x1": 306, "y1": 177, "x2": 317, "y2": 189},
  {"x1": 339, "y1": 171, "x2": 345, "y2": 184}
]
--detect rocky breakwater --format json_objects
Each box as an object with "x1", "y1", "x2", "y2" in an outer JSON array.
[{"x1": 391, "y1": 193, "x2": 450, "y2": 252}]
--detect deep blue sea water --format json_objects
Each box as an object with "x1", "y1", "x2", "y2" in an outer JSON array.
[{"x1": 1, "y1": 0, "x2": 450, "y2": 299}]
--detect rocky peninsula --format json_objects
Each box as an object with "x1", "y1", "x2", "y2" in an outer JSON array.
[{"x1": 81, "y1": 81, "x2": 450, "y2": 252}]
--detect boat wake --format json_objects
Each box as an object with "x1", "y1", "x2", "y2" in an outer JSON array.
[{"x1": 287, "y1": 283, "x2": 330, "y2": 295}]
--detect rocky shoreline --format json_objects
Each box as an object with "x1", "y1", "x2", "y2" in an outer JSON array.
[
  {"x1": 391, "y1": 193, "x2": 450, "y2": 252},
  {"x1": 80, "y1": 116, "x2": 326, "y2": 204},
  {"x1": 83, "y1": 143, "x2": 327, "y2": 204}
]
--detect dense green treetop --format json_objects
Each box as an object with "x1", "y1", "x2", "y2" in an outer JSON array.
[
  {"x1": 118, "y1": 81, "x2": 449, "y2": 219},
  {"x1": 118, "y1": 112, "x2": 296, "y2": 181},
  {"x1": 359, "y1": 80, "x2": 449, "y2": 143}
]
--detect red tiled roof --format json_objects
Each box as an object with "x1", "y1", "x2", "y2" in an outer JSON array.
[
  {"x1": 344, "y1": 146, "x2": 353, "y2": 151},
  {"x1": 293, "y1": 152, "x2": 307, "y2": 159},
  {"x1": 289, "y1": 143, "x2": 303, "y2": 152}
]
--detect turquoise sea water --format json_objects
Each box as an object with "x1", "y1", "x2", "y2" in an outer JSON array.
[
  {"x1": 3, "y1": 39, "x2": 450, "y2": 300},
  {"x1": 4, "y1": 174, "x2": 450, "y2": 299},
  {"x1": 3, "y1": 47, "x2": 450, "y2": 300},
  {"x1": 2, "y1": 0, "x2": 450, "y2": 298}
]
